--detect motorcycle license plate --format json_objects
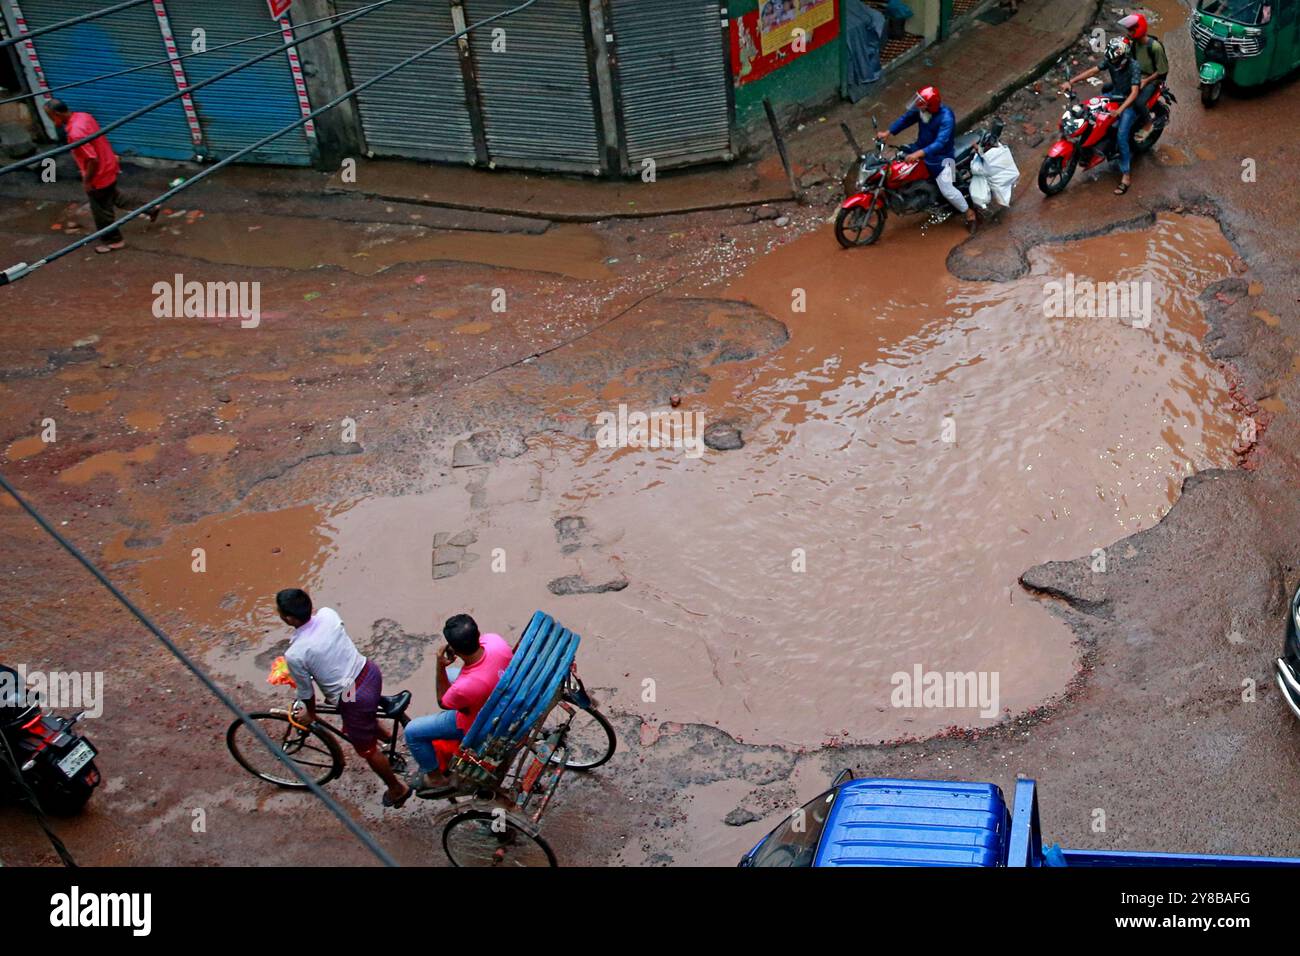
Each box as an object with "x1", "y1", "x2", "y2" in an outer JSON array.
[{"x1": 57, "y1": 740, "x2": 94, "y2": 778}]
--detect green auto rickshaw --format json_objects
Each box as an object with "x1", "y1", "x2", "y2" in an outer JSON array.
[{"x1": 1191, "y1": 0, "x2": 1300, "y2": 106}]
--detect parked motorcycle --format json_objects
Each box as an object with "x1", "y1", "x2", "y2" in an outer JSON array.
[
  {"x1": 835, "y1": 116, "x2": 1006, "y2": 248},
  {"x1": 1037, "y1": 80, "x2": 1175, "y2": 195},
  {"x1": 0, "y1": 664, "x2": 100, "y2": 815}
]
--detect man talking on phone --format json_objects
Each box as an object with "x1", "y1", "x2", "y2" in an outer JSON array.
[{"x1": 405, "y1": 614, "x2": 513, "y2": 794}]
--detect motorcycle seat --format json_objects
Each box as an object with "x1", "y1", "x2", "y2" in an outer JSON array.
[
  {"x1": 954, "y1": 132, "x2": 980, "y2": 164},
  {"x1": 378, "y1": 690, "x2": 411, "y2": 717}
]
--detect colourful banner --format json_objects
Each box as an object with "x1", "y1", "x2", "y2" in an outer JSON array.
[
  {"x1": 732, "y1": 0, "x2": 839, "y2": 86},
  {"x1": 759, "y1": 0, "x2": 835, "y2": 55},
  {"x1": 267, "y1": 0, "x2": 293, "y2": 18}
]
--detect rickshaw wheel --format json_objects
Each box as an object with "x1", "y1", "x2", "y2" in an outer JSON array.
[
  {"x1": 1200, "y1": 81, "x2": 1222, "y2": 108},
  {"x1": 442, "y1": 810, "x2": 558, "y2": 868}
]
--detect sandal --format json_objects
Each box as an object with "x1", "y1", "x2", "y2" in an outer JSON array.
[
  {"x1": 382, "y1": 784, "x2": 413, "y2": 809},
  {"x1": 94, "y1": 242, "x2": 125, "y2": 254},
  {"x1": 1114, "y1": 181, "x2": 1131, "y2": 195}
]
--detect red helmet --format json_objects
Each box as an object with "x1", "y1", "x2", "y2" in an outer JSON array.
[
  {"x1": 1118, "y1": 13, "x2": 1148, "y2": 40},
  {"x1": 913, "y1": 86, "x2": 941, "y2": 113}
]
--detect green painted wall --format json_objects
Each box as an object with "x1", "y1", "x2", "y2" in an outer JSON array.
[{"x1": 730, "y1": 0, "x2": 844, "y2": 142}]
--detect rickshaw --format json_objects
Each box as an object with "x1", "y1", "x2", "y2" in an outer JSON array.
[
  {"x1": 1191, "y1": 0, "x2": 1300, "y2": 106},
  {"x1": 430, "y1": 610, "x2": 615, "y2": 866},
  {"x1": 227, "y1": 610, "x2": 616, "y2": 867}
]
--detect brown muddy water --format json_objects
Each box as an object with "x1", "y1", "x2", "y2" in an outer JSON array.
[{"x1": 113, "y1": 214, "x2": 1239, "y2": 749}]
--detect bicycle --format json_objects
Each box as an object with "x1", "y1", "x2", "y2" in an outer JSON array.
[{"x1": 226, "y1": 689, "x2": 413, "y2": 787}]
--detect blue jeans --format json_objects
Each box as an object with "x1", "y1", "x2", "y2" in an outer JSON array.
[
  {"x1": 404, "y1": 710, "x2": 463, "y2": 773},
  {"x1": 1116, "y1": 107, "x2": 1139, "y2": 174}
]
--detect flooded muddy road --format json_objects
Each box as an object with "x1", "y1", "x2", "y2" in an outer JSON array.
[
  {"x1": 109, "y1": 214, "x2": 1239, "y2": 753},
  {"x1": 3, "y1": 0, "x2": 1300, "y2": 869}
]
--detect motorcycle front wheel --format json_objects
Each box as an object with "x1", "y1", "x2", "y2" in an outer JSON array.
[
  {"x1": 834, "y1": 204, "x2": 886, "y2": 248},
  {"x1": 1037, "y1": 154, "x2": 1077, "y2": 196}
]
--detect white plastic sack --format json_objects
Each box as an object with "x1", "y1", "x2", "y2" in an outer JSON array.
[
  {"x1": 978, "y1": 144, "x2": 1020, "y2": 208},
  {"x1": 969, "y1": 167, "x2": 992, "y2": 209}
]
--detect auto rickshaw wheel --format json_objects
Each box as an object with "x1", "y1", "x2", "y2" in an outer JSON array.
[{"x1": 1200, "y1": 81, "x2": 1222, "y2": 107}]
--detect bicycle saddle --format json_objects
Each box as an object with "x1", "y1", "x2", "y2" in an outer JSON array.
[{"x1": 378, "y1": 690, "x2": 411, "y2": 717}]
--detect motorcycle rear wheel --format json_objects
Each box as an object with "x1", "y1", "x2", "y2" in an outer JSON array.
[
  {"x1": 31, "y1": 762, "x2": 97, "y2": 815},
  {"x1": 1037, "y1": 154, "x2": 1077, "y2": 196},
  {"x1": 1133, "y1": 108, "x2": 1167, "y2": 154},
  {"x1": 834, "y1": 204, "x2": 886, "y2": 247}
]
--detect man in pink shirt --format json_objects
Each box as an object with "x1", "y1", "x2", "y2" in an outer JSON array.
[
  {"x1": 43, "y1": 99, "x2": 158, "y2": 253},
  {"x1": 405, "y1": 614, "x2": 512, "y2": 794}
]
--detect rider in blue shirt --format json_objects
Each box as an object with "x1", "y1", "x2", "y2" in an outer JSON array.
[{"x1": 877, "y1": 85, "x2": 977, "y2": 233}]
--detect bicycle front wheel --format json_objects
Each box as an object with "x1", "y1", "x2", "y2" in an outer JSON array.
[
  {"x1": 542, "y1": 700, "x2": 616, "y2": 771},
  {"x1": 442, "y1": 810, "x2": 557, "y2": 867},
  {"x1": 226, "y1": 712, "x2": 344, "y2": 788}
]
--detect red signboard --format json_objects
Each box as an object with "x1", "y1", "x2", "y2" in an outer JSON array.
[
  {"x1": 267, "y1": 0, "x2": 293, "y2": 18},
  {"x1": 731, "y1": 0, "x2": 840, "y2": 86}
]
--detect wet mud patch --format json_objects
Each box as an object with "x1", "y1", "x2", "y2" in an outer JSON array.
[
  {"x1": 947, "y1": 195, "x2": 1226, "y2": 283},
  {"x1": 140, "y1": 214, "x2": 613, "y2": 280}
]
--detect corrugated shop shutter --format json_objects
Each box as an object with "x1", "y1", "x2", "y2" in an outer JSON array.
[
  {"x1": 162, "y1": 0, "x2": 314, "y2": 166},
  {"x1": 10, "y1": 0, "x2": 196, "y2": 161},
  {"x1": 607, "y1": 0, "x2": 732, "y2": 168},
  {"x1": 335, "y1": 0, "x2": 476, "y2": 163},
  {"x1": 463, "y1": 0, "x2": 602, "y2": 173}
]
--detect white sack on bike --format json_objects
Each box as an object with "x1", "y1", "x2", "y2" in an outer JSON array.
[
  {"x1": 969, "y1": 165, "x2": 993, "y2": 209},
  {"x1": 973, "y1": 144, "x2": 1020, "y2": 208}
]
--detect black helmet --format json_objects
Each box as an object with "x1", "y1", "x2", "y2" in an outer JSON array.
[{"x1": 1105, "y1": 35, "x2": 1132, "y2": 66}]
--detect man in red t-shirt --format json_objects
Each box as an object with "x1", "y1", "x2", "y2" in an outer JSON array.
[
  {"x1": 43, "y1": 99, "x2": 158, "y2": 253},
  {"x1": 405, "y1": 614, "x2": 513, "y2": 794}
]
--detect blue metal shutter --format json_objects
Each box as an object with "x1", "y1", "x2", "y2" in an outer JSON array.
[
  {"x1": 608, "y1": 0, "x2": 732, "y2": 168},
  {"x1": 162, "y1": 0, "x2": 314, "y2": 166},
  {"x1": 335, "y1": 0, "x2": 476, "y2": 163},
  {"x1": 463, "y1": 0, "x2": 602, "y2": 173},
  {"x1": 13, "y1": 0, "x2": 196, "y2": 161}
]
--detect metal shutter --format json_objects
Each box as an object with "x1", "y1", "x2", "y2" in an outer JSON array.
[
  {"x1": 608, "y1": 0, "x2": 731, "y2": 168},
  {"x1": 335, "y1": 0, "x2": 476, "y2": 163},
  {"x1": 463, "y1": 0, "x2": 601, "y2": 172},
  {"x1": 9, "y1": 0, "x2": 196, "y2": 160},
  {"x1": 162, "y1": 0, "x2": 314, "y2": 166}
]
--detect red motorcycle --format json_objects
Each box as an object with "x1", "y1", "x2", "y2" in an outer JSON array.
[
  {"x1": 1037, "y1": 80, "x2": 1174, "y2": 195},
  {"x1": 0, "y1": 664, "x2": 100, "y2": 815},
  {"x1": 835, "y1": 117, "x2": 1004, "y2": 248}
]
